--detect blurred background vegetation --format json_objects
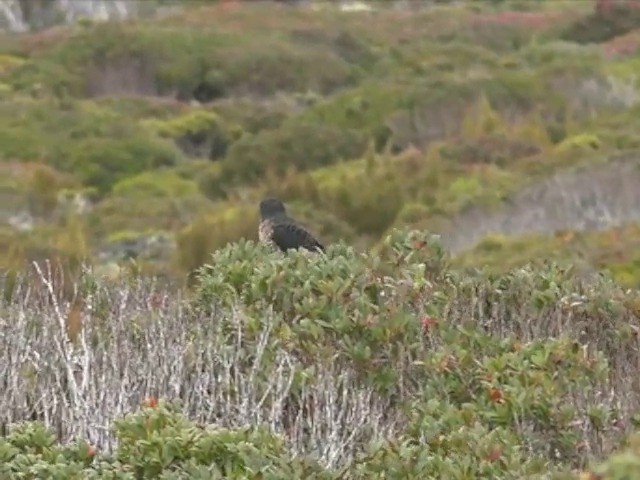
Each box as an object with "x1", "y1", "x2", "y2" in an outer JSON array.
[{"x1": 2, "y1": 0, "x2": 640, "y2": 287}]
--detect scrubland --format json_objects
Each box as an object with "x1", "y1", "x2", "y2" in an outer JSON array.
[{"x1": 2, "y1": 0, "x2": 640, "y2": 478}]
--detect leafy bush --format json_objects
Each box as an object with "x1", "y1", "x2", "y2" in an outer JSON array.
[
  {"x1": 87, "y1": 171, "x2": 212, "y2": 242},
  {"x1": 144, "y1": 109, "x2": 240, "y2": 160},
  {"x1": 0, "y1": 402, "x2": 331, "y2": 479},
  {"x1": 298, "y1": 81, "x2": 410, "y2": 144},
  {"x1": 0, "y1": 97, "x2": 183, "y2": 193},
  {"x1": 193, "y1": 231, "x2": 445, "y2": 378},
  {"x1": 210, "y1": 96, "x2": 297, "y2": 135},
  {"x1": 555, "y1": 133, "x2": 602, "y2": 153},
  {"x1": 67, "y1": 136, "x2": 180, "y2": 194},
  {"x1": 313, "y1": 163, "x2": 406, "y2": 236}
]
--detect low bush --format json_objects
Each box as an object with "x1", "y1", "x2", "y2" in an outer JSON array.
[
  {"x1": 0, "y1": 97, "x2": 183, "y2": 194},
  {"x1": 87, "y1": 171, "x2": 212, "y2": 240},
  {"x1": 2, "y1": 229, "x2": 640, "y2": 477},
  {"x1": 221, "y1": 121, "x2": 368, "y2": 184},
  {"x1": 210, "y1": 96, "x2": 297, "y2": 135},
  {"x1": 582, "y1": 433, "x2": 640, "y2": 480},
  {"x1": 0, "y1": 403, "x2": 331, "y2": 479},
  {"x1": 144, "y1": 109, "x2": 241, "y2": 160}
]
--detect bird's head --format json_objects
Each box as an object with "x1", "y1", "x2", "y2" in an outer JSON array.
[{"x1": 259, "y1": 197, "x2": 287, "y2": 220}]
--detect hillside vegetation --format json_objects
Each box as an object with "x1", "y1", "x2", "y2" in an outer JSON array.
[
  {"x1": 3, "y1": 1, "x2": 640, "y2": 478},
  {"x1": 1, "y1": 0, "x2": 640, "y2": 285}
]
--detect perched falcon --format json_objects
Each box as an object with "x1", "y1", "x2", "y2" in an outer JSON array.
[{"x1": 258, "y1": 198, "x2": 325, "y2": 253}]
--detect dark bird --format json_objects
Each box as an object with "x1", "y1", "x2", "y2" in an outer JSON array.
[{"x1": 258, "y1": 197, "x2": 325, "y2": 253}]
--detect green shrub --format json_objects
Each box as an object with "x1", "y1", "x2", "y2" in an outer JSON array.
[
  {"x1": 111, "y1": 170, "x2": 200, "y2": 199},
  {"x1": 87, "y1": 172, "x2": 212, "y2": 238},
  {"x1": 92, "y1": 96, "x2": 186, "y2": 120},
  {"x1": 211, "y1": 96, "x2": 296, "y2": 135},
  {"x1": 0, "y1": 402, "x2": 332, "y2": 479},
  {"x1": 405, "y1": 333, "x2": 609, "y2": 468},
  {"x1": 315, "y1": 165, "x2": 406, "y2": 236},
  {"x1": 555, "y1": 133, "x2": 602, "y2": 153},
  {"x1": 582, "y1": 433, "x2": 640, "y2": 480},
  {"x1": 0, "y1": 97, "x2": 183, "y2": 193},
  {"x1": 298, "y1": 82, "x2": 410, "y2": 142},
  {"x1": 351, "y1": 425, "x2": 550, "y2": 478},
  {"x1": 188, "y1": 230, "x2": 639, "y2": 474},
  {"x1": 66, "y1": 136, "x2": 179, "y2": 194},
  {"x1": 213, "y1": 39, "x2": 358, "y2": 97},
  {"x1": 0, "y1": 53, "x2": 25, "y2": 74},
  {"x1": 193, "y1": 230, "x2": 448, "y2": 388},
  {"x1": 144, "y1": 109, "x2": 240, "y2": 160},
  {"x1": 222, "y1": 122, "x2": 368, "y2": 184},
  {"x1": 192, "y1": 163, "x2": 228, "y2": 201}
]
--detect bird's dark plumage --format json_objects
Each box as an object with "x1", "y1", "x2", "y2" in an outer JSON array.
[{"x1": 259, "y1": 198, "x2": 324, "y2": 253}]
